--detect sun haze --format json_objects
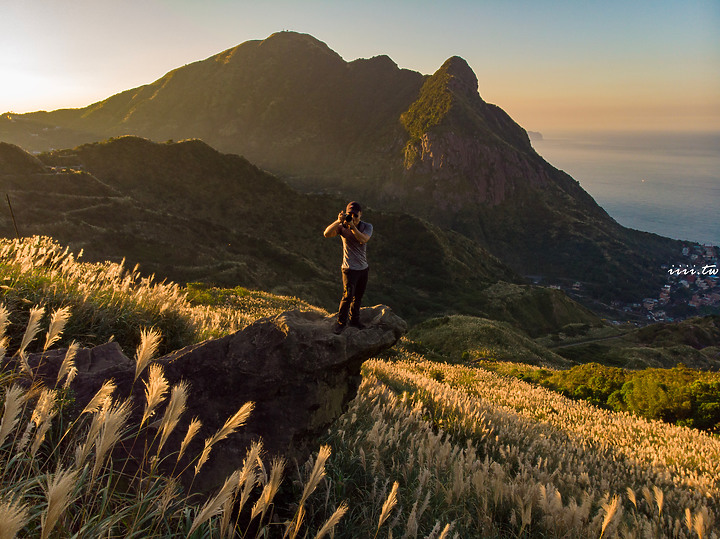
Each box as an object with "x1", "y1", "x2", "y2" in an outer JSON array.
[{"x1": 1, "y1": 0, "x2": 718, "y2": 133}]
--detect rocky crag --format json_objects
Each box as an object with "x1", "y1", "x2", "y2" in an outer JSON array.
[{"x1": 24, "y1": 305, "x2": 407, "y2": 492}]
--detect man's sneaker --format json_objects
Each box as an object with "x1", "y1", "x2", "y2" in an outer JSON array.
[
  {"x1": 332, "y1": 321, "x2": 346, "y2": 334},
  {"x1": 349, "y1": 320, "x2": 366, "y2": 330}
]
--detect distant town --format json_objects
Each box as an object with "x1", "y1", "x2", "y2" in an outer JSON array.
[{"x1": 545, "y1": 243, "x2": 719, "y2": 324}]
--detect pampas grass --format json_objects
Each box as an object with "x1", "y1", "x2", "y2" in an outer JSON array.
[
  {"x1": 81, "y1": 380, "x2": 117, "y2": 415},
  {"x1": 134, "y1": 327, "x2": 161, "y2": 381},
  {"x1": 187, "y1": 469, "x2": 241, "y2": 537},
  {"x1": 43, "y1": 306, "x2": 71, "y2": 352},
  {"x1": 41, "y1": 467, "x2": 79, "y2": 539},
  {"x1": 600, "y1": 495, "x2": 619, "y2": 538},
  {"x1": 0, "y1": 384, "x2": 25, "y2": 446},
  {"x1": 29, "y1": 388, "x2": 58, "y2": 457},
  {"x1": 314, "y1": 502, "x2": 348, "y2": 539},
  {"x1": 375, "y1": 481, "x2": 399, "y2": 537},
  {"x1": 194, "y1": 401, "x2": 254, "y2": 477},
  {"x1": 157, "y1": 380, "x2": 188, "y2": 454},
  {"x1": 0, "y1": 496, "x2": 29, "y2": 538},
  {"x1": 15, "y1": 305, "x2": 44, "y2": 373},
  {"x1": 177, "y1": 417, "x2": 202, "y2": 463},
  {"x1": 56, "y1": 341, "x2": 78, "y2": 388},
  {"x1": 91, "y1": 398, "x2": 131, "y2": 481},
  {"x1": 141, "y1": 364, "x2": 168, "y2": 427}
]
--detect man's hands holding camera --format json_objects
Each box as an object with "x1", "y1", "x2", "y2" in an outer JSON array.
[{"x1": 338, "y1": 211, "x2": 355, "y2": 228}]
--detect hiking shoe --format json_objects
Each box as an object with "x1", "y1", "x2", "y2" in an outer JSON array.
[
  {"x1": 349, "y1": 320, "x2": 366, "y2": 330},
  {"x1": 332, "y1": 321, "x2": 346, "y2": 334}
]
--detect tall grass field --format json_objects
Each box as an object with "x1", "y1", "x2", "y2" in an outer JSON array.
[{"x1": 0, "y1": 236, "x2": 717, "y2": 538}]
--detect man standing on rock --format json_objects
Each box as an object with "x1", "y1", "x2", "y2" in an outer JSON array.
[{"x1": 323, "y1": 201, "x2": 373, "y2": 334}]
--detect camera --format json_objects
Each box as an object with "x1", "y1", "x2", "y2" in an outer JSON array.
[{"x1": 341, "y1": 212, "x2": 354, "y2": 227}]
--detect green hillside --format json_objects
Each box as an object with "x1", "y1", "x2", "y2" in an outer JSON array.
[{"x1": 0, "y1": 139, "x2": 602, "y2": 335}]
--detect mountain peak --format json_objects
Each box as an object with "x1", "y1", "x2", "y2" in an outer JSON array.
[
  {"x1": 258, "y1": 31, "x2": 343, "y2": 60},
  {"x1": 438, "y1": 56, "x2": 479, "y2": 99}
]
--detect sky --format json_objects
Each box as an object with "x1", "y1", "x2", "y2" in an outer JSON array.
[{"x1": 1, "y1": 0, "x2": 718, "y2": 133}]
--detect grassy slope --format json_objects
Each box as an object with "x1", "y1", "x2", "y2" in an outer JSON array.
[{"x1": 1, "y1": 236, "x2": 718, "y2": 538}]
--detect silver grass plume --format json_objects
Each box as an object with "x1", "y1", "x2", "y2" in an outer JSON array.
[
  {"x1": 81, "y1": 380, "x2": 116, "y2": 415},
  {"x1": 250, "y1": 457, "x2": 285, "y2": 522},
  {"x1": 157, "y1": 381, "x2": 189, "y2": 454},
  {"x1": 91, "y1": 398, "x2": 132, "y2": 481},
  {"x1": 141, "y1": 364, "x2": 169, "y2": 427},
  {"x1": 43, "y1": 306, "x2": 71, "y2": 352},
  {"x1": 15, "y1": 306, "x2": 45, "y2": 372},
  {"x1": 187, "y1": 469, "x2": 241, "y2": 537},
  {"x1": 177, "y1": 417, "x2": 202, "y2": 463},
  {"x1": 0, "y1": 496, "x2": 29, "y2": 538},
  {"x1": 56, "y1": 341, "x2": 79, "y2": 388},
  {"x1": 313, "y1": 502, "x2": 348, "y2": 539},
  {"x1": 0, "y1": 385, "x2": 26, "y2": 446},
  {"x1": 194, "y1": 401, "x2": 254, "y2": 477},
  {"x1": 30, "y1": 388, "x2": 58, "y2": 457},
  {"x1": 134, "y1": 327, "x2": 162, "y2": 382},
  {"x1": 41, "y1": 467, "x2": 79, "y2": 539}
]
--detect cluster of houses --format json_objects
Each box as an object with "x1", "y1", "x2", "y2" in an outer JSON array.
[
  {"x1": 642, "y1": 243, "x2": 719, "y2": 321},
  {"x1": 544, "y1": 243, "x2": 720, "y2": 324}
]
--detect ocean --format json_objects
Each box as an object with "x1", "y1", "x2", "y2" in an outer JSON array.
[{"x1": 532, "y1": 131, "x2": 720, "y2": 247}]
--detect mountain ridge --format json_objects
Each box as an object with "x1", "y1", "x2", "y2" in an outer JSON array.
[{"x1": 0, "y1": 31, "x2": 683, "y2": 303}]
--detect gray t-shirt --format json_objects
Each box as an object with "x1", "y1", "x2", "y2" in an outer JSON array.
[{"x1": 338, "y1": 221, "x2": 373, "y2": 270}]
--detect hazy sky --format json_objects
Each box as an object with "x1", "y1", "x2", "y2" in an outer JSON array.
[{"x1": 2, "y1": 0, "x2": 718, "y2": 133}]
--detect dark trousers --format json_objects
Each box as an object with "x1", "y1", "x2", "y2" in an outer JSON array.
[{"x1": 337, "y1": 267, "x2": 369, "y2": 324}]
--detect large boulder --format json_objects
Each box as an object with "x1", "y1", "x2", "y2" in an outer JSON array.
[{"x1": 25, "y1": 305, "x2": 407, "y2": 492}]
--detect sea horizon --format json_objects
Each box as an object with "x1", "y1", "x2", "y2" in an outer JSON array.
[{"x1": 533, "y1": 129, "x2": 720, "y2": 248}]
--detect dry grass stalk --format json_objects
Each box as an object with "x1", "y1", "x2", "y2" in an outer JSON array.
[
  {"x1": 235, "y1": 440, "x2": 262, "y2": 530},
  {"x1": 250, "y1": 456, "x2": 285, "y2": 522},
  {"x1": 652, "y1": 485, "x2": 664, "y2": 516},
  {"x1": 157, "y1": 381, "x2": 189, "y2": 454},
  {"x1": 56, "y1": 341, "x2": 79, "y2": 388},
  {"x1": 209, "y1": 401, "x2": 254, "y2": 447},
  {"x1": 41, "y1": 467, "x2": 79, "y2": 539},
  {"x1": 286, "y1": 446, "x2": 331, "y2": 538},
  {"x1": 187, "y1": 469, "x2": 241, "y2": 537},
  {"x1": 194, "y1": 401, "x2": 253, "y2": 477},
  {"x1": 314, "y1": 502, "x2": 349, "y2": 539},
  {"x1": 30, "y1": 388, "x2": 58, "y2": 457},
  {"x1": 299, "y1": 445, "x2": 332, "y2": 507},
  {"x1": 141, "y1": 364, "x2": 169, "y2": 427},
  {"x1": 43, "y1": 306, "x2": 71, "y2": 352},
  {"x1": 626, "y1": 487, "x2": 637, "y2": 510},
  {"x1": 134, "y1": 328, "x2": 162, "y2": 382},
  {"x1": 0, "y1": 304, "x2": 10, "y2": 340},
  {"x1": 81, "y1": 380, "x2": 117, "y2": 415},
  {"x1": 437, "y1": 523, "x2": 452, "y2": 539},
  {"x1": 600, "y1": 495, "x2": 619, "y2": 538},
  {"x1": 177, "y1": 417, "x2": 202, "y2": 463},
  {"x1": 693, "y1": 509, "x2": 706, "y2": 539},
  {"x1": 0, "y1": 384, "x2": 26, "y2": 446},
  {"x1": 157, "y1": 477, "x2": 180, "y2": 516},
  {"x1": 376, "y1": 481, "x2": 399, "y2": 535},
  {"x1": 16, "y1": 305, "x2": 44, "y2": 358},
  {"x1": 0, "y1": 496, "x2": 29, "y2": 538},
  {"x1": 91, "y1": 398, "x2": 131, "y2": 481}
]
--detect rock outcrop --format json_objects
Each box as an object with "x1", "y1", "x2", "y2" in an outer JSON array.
[{"x1": 25, "y1": 305, "x2": 407, "y2": 492}]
